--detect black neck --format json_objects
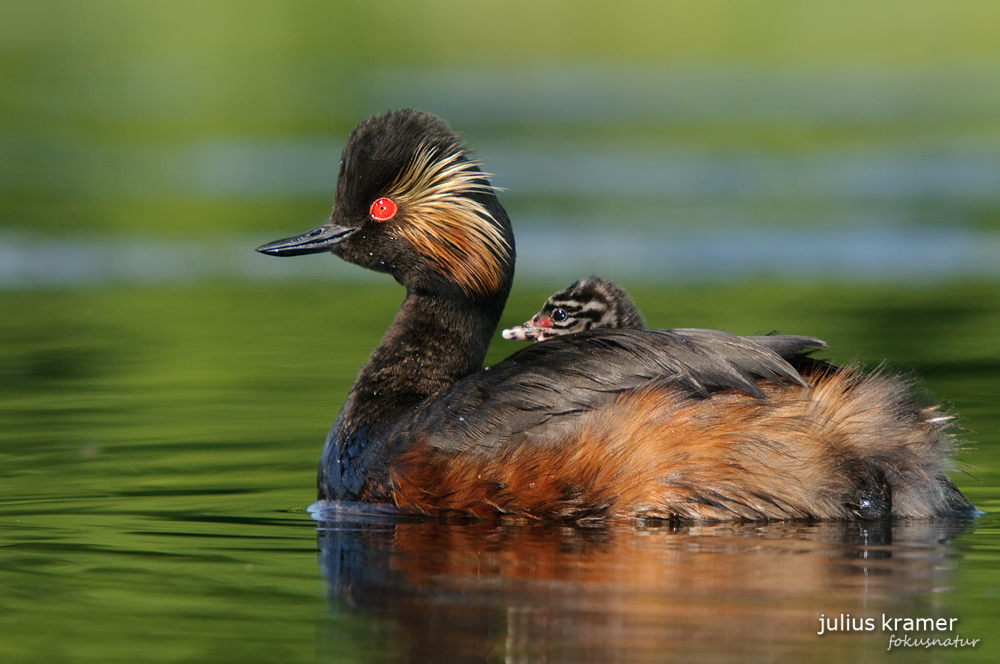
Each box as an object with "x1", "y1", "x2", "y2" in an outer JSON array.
[
  {"x1": 348, "y1": 289, "x2": 503, "y2": 430},
  {"x1": 319, "y1": 286, "x2": 508, "y2": 499}
]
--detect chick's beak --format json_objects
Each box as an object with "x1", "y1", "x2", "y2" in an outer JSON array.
[
  {"x1": 501, "y1": 324, "x2": 534, "y2": 341},
  {"x1": 256, "y1": 220, "x2": 358, "y2": 257},
  {"x1": 502, "y1": 317, "x2": 545, "y2": 341}
]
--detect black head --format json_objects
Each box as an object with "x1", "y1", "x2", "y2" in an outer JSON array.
[{"x1": 257, "y1": 109, "x2": 515, "y2": 301}]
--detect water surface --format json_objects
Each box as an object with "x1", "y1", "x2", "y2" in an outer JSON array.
[{"x1": 1, "y1": 282, "x2": 998, "y2": 663}]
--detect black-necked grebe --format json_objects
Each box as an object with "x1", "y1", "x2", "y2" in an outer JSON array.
[{"x1": 257, "y1": 109, "x2": 974, "y2": 521}]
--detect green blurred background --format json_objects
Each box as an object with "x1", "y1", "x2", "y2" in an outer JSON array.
[{"x1": 2, "y1": 0, "x2": 999, "y2": 254}]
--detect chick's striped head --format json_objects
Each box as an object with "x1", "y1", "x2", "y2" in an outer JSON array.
[{"x1": 502, "y1": 278, "x2": 645, "y2": 342}]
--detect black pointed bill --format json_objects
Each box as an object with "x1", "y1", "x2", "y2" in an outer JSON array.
[{"x1": 256, "y1": 222, "x2": 358, "y2": 257}]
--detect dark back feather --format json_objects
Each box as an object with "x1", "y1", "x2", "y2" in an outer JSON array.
[{"x1": 382, "y1": 328, "x2": 824, "y2": 457}]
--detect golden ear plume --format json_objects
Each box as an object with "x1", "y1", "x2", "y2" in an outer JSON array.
[{"x1": 386, "y1": 146, "x2": 512, "y2": 297}]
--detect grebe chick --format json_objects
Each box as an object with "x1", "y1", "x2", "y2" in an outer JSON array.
[
  {"x1": 257, "y1": 109, "x2": 974, "y2": 522},
  {"x1": 503, "y1": 277, "x2": 644, "y2": 342}
]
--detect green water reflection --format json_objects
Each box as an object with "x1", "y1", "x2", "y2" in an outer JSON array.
[{"x1": 1, "y1": 282, "x2": 999, "y2": 662}]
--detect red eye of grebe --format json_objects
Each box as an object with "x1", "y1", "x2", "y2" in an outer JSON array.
[{"x1": 369, "y1": 197, "x2": 397, "y2": 221}]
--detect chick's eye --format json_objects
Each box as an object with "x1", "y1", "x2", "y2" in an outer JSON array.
[
  {"x1": 552, "y1": 309, "x2": 567, "y2": 322},
  {"x1": 369, "y1": 197, "x2": 397, "y2": 221}
]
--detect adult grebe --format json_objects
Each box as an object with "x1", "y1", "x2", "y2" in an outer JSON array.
[
  {"x1": 502, "y1": 277, "x2": 645, "y2": 341},
  {"x1": 257, "y1": 109, "x2": 973, "y2": 521}
]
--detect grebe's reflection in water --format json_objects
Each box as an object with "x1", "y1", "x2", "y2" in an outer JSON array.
[{"x1": 315, "y1": 507, "x2": 972, "y2": 663}]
